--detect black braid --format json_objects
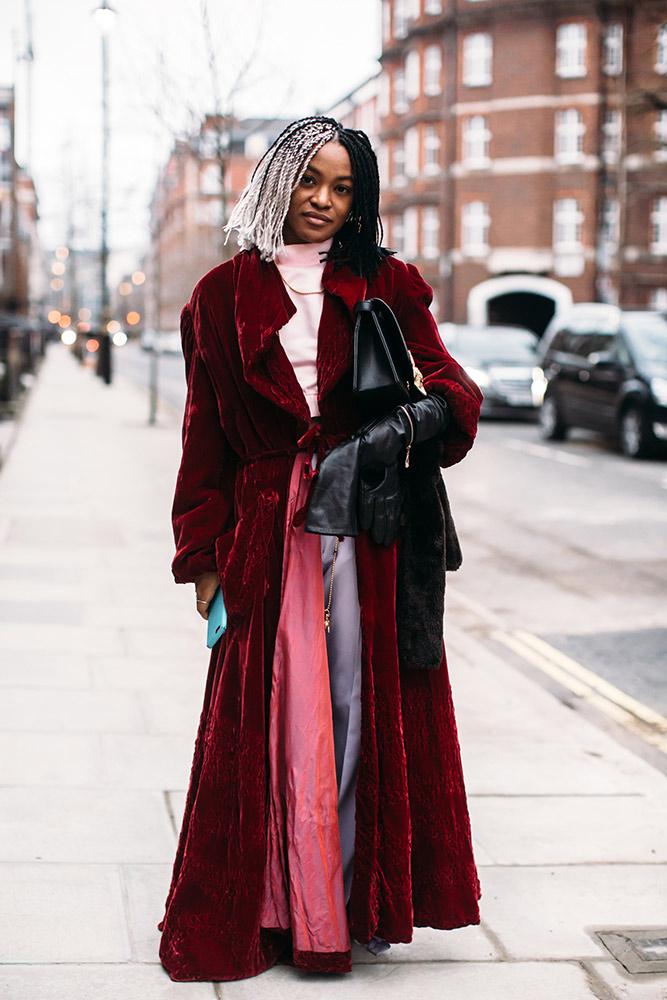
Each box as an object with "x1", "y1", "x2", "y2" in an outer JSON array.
[{"x1": 329, "y1": 124, "x2": 393, "y2": 279}]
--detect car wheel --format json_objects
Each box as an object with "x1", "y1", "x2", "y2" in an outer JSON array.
[
  {"x1": 620, "y1": 405, "x2": 653, "y2": 458},
  {"x1": 539, "y1": 394, "x2": 568, "y2": 441}
]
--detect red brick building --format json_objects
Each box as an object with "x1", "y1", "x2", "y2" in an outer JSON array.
[{"x1": 373, "y1": 0, "x2": 667, "y2": 331}]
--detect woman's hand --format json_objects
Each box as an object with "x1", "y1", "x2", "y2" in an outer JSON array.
[{"x1": 194, "y1": 571, "x2": 219, "y2": 620}]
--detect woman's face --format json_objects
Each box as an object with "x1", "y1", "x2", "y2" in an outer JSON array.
[{"x1": 283, "y1": 140, "x2": 354, "y2": 245}]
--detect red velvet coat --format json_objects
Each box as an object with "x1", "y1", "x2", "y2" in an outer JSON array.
[{"x1": 159, "y1": 248, "x2": 483, "y2": 982}]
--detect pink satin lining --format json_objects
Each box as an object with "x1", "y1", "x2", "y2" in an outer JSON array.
[{"x1": 260, "y1": 451, "x2": 350, "y2": 954}]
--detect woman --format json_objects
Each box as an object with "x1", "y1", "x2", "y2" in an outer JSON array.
[{"x1": 159, "y1": 116, "x2": 483, "y2": 983}]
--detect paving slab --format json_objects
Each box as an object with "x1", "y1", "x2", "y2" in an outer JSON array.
[
  {"x1": 124, "y1": 626, "x2": 205, "y2": 659},
  {"x1": 90, "y1": 655, "x2": 207, "y2": 695},
  {"x1": 351, "y1": 925, "x2": 500, "y2": 964},
  {"x1": 462, "y1": 740, "x2": 659, "y2": 796},
  {"x1": 167, "y1": 790, "x2": 187, "y2": 833},
  {"x1": 217, "y1": 959, "x2": 602, "y2": 999},
  {"x1": 0, "y1": 863, "x2": 130, "y2": 962},
  {"x1": 0, "y1": 787, "x2": 176, "y2": 863},
  {"x1": 470, "y1": 794, "x2": 667, "y2": 865},
  {"x1": 122, "y1": 864, "x2": 172, "y2": 963},
  {"x1": 0, "y1": 688, "x2": 143, "y2": 733},
  {"x1": 0, "y1": 731, "x2": 103, "y2": 786},
  {"x1": 140, "y1": 689, "x2": 204, "y2": 736},
  {"x1": 0, "y1": 651, "x2": 90, "y2": 689},
  {"x1": 0, "y1": 621, "x2": 124, "y2": 655},
  {"x1": 479, "y1": 865, "x2": 667, "y2": 960},
  {"x1": 0, "y1": 965, "x2": 216, "y2": 999},
  {"x1": 590, "y1": 959, "x2": 667, "y2": 1000},
  {"x1": 102, "y1": 734, "x2": 194, "y2": 789}
]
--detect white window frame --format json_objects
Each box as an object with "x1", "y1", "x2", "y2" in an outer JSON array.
[
  {"x1": 650, "y1": 197, "x2": 667, "y2": 253},
  {"x1": 655, "y1": 110, "x2": 667, "y2": 159},
  {"x1": 393, "y1": 214, "x2": 404, "y2": 254},
  {"x1": 556, "y1": 23, "x2": 587, "y2": 79},
  {"x1": 377, "y1": 144, "x2": 390, "y2": 189},
  {"x1": 422, "y1": 205, "x2": 440, "y2": 259},
  {"x1": 394, "y1": 67, "x2": 408, "y2": 114},
  {"x1": 602, "y1": 198, "x2": 620, "y2": 250},
  {"x1": 463, "y1": 115, "x2": 490, "y2": 168},
  {"x1": 423, "y1": 124, "x2": 441, "y2": 174},
  {"x1": 424, "y1": 45, "x2": 442, "y2": 95},
  {"x1": 554, "y1": 109, "x2": 585, "y2": 164},
  {"x1": 405, "y1": 49, "x2": 421, "y2": 102},
  {"x1": 394, "y1": 0, "x2": 408, "y2": 39},
  {"x1": 462, "y1": 33, "x2": 493, "y2": 87},
  {"x1": 603, "y1": 109, "x2": 622, "y2": 162},
  {"x1": 462, "y1": 201, "x2": 490, "y2": 255},
  {"x1": 199, "y1": 162, "x2": 221, "y2": 194},
  {"x1": 404, "y1": 126, "x2": 420, "y2": 178},
  {"x1": 649, "y1": 287, "x2": 667, "y2": 310},
  {"x1": 403, "y1": 206, "x2": 419, "y2": 259},
  {"x1": 382, "y1": 0, "x2": 391, "y2": 45},
  {"x1": 405, "y1": 0, "x2": 420, "y2": 22},
  {"x1": 378, "y1": 71, "x2": 390, "y2": 118},
  {"x1": 657, "y1": 24, "x2": 667, "y2": 73},
  {"x1": 393, "y1": 138, "x2": 406, "y2": 187},
  {"x1": 553, "y1": 198, "x2": 584, "y2": 252},
  {"x1": 425, "y1": 0, "x2": 442, "y2": 13},
  {"x1": 603, "y1": 23, "x2": 623, "y2": 75}
]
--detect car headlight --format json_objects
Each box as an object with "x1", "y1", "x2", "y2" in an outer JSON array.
[
  {"x1": 650, "y1": 376, "x2": 667, "y2": 406},
  {"x1": 464, "y1": 365, "x2": 490, "y2": 388},
  {"x1": 531, "y1": 366, "x2": 548, "y2": 402}
]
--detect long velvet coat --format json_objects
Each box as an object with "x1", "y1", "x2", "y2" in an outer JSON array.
[{"x1": 159, "y1": 247, "x2": 483, "y2": 982}]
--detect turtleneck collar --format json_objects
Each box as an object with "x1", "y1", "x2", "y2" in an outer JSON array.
[{"x1": 276, "y1": 237, "x2": 333, "y2": 268}]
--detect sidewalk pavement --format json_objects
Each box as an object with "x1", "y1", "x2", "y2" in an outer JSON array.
[{"x1": 1, "y1": 345, "x2": 666, "y2": 1000}]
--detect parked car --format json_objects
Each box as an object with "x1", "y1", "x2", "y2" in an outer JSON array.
[
  {"x1": 140, "y1": 329, "x2": 181, "y2": 354},
  {"x1": 140, "y1": 328, "x2": 156, "y2": 351},
  {"x1": 439, "y1": 323, "x2": 539, "y2": 417},
  {"x1": 155, "y1": 330, "x2": 182, "y2": 355},
  {"x1": 534, "y1": 304, "x2": 667, "y2": 458}
]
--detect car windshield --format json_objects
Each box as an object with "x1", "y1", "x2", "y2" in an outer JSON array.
[
  {"x1": 454, "y1": 330, "x2": 537, "y2": 364},
  {"x1": 623, "y1": 313, "x2": 667, "y2": 363}
]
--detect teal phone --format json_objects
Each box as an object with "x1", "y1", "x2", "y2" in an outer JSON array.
[{"x1": 206, "y1": 586, "x2": 228, "y2": 648}]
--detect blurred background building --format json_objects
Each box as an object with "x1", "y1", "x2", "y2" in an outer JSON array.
[
  {"x1": 337, "y1": 0, "x2": 667, "y2": 333},
  {"x1": 3, "y1": 1, "x2": 667, "y2": 348},
  {"x1": 143, "y1": 116, "x2": 291, "y2": 335}
]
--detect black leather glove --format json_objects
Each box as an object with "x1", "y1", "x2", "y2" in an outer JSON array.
[
  {"x1": 358, "y1": 392, "x2": 449, "y2": 470},
  {"x1": 359, "y1": 462, "x2": 404, "y2": 546}
]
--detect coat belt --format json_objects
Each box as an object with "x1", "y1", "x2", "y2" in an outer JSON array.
[{"x1": 238, "y1": 425, "x2": 348, "y2": 527}]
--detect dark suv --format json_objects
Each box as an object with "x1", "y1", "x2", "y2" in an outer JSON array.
[{"x1": 535, "y1": 304, "x2": 667, "y2": 458}]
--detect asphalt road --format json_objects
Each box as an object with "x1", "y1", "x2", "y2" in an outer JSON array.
[
  {"x1": 116, "y1": 341, "x2": 667, "y2": 726},
  {"x1": 445, "y1": 417, "x2": 667, "y2": 718}
]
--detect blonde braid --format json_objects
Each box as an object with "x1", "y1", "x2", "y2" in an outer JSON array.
[{"x1": 224, "y1": 117, "x2": 339, "y2": 261}]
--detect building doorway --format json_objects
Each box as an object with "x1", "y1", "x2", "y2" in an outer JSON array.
[{"x1": 467, "y1": 275, "x2": 573, "y2": 337}]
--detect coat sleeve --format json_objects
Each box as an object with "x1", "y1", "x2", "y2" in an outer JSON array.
[
  {"x1": 171, "y1": 295, "x2": 238, "y2": 584},
  {"x1": 390, "y1": 260, "x2": 483, "y2": 467}
]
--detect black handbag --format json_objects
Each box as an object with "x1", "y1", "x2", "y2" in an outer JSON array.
[{"x1": 353, "y1": 299, "x2": 423, "y2": 414}]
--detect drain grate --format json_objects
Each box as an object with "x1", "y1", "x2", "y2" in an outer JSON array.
[{"x1": 596, "y1": 928, "x2": 667, "y2": 974}]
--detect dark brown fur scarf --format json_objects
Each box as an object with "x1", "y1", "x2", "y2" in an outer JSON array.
[{"x1": 396, "y1": 437, "x2": 462, "y2": 670}]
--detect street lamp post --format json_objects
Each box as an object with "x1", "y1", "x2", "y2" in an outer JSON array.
[{"x1": 92, "y1": 0, "x2": 117, "y2": 384}]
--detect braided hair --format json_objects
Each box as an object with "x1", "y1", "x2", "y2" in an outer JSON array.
[{"x1": 224, "y1": 116, "x2": 392, "y2": 279}]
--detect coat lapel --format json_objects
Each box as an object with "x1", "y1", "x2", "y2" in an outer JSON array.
[
  {"x1": 233, "y1": 249, "x2": 367, "y2": 421},
  {"x1": 234, "y1": 250, "x2": 310, "y2": 423}
]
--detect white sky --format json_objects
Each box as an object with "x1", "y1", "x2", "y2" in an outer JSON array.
[{"x1": 0, "y1": 0, "x2": 381, "y2": 265}]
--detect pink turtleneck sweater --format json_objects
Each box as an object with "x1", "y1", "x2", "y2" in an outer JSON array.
[{"x1": 275, "y1": 238, "x2": 332, "y2": 418}]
